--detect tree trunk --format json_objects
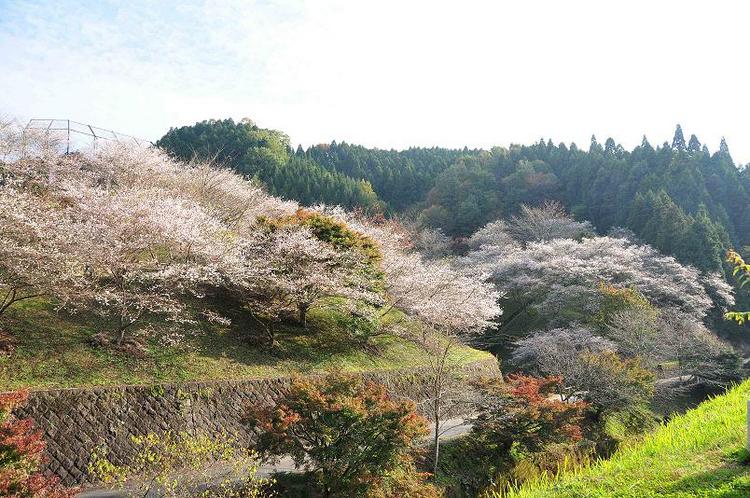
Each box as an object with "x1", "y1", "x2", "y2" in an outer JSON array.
[
  {"x1": 116, "y1": 326, "x2": 127, "y2": 347},
  {"x1": 298, "y1": 303, "x2": 309, "y2": 329},
  {"x1": 116, "y1": 315, "x2": 132, "y2": 346},
  {"x1": 432, "y1": 384, "x2": 443, "y2": 475},
  {"x1": 249, "y1": 313, "x2": 275, "y2": 349},
  {"x1": 265, "y1": 325, "x2": 276, "y2": 349},
  {"x1": 433, "y1": 414, "x2": 441, "y2": 475}
]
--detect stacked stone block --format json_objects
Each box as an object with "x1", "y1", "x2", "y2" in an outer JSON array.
[{"x1": 8, "y1": 358, "x2": 500, "y2": 486}]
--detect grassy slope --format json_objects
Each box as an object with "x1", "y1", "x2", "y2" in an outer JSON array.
[
  {"x1": 504, "y1": 380, "x2": 750, "y2": 498},
  {"x1": 0, "y1": 299, "x2": 490, "y2": 390}
]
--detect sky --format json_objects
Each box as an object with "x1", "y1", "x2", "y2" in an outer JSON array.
[{"x1": 2, "y1": 0, "x2": 750, "y2": 162}]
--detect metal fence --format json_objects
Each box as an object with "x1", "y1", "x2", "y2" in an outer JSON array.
[{"x1": 25, "y1": 119, "x2": 153, "y2": 153}]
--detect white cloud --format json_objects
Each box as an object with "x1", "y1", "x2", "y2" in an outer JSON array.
[{"x1": 1, "y1": 0, "x2": 749, "y2": 161}]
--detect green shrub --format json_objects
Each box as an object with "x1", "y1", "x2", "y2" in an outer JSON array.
[{"x1": 89, "y1": 431, "x2": 274, "y2": 497}]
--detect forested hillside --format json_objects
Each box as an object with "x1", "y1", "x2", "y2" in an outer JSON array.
[
  {"x1": 159, "y1": 121, "x2": 749, "y2": 275},
  {"x1": 304, "y1": 142, "x2": 481, "y2": 210},
  {"x1": 0, "y1": 121, "x2": 502, "y2": 497},
  {"x1": 157, "y1": 118, "x2": 382, "y2": 210},
  {"x1": 413, "y1": 128, "x2": 744, "y2": 274},
  {"x1": 5, "y1": 118, "x2": 749, "y2": 496}
]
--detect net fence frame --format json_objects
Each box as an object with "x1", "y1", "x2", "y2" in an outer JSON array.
[{"x1": 25, "y1": 118, "x2": 153, "y2": 153}]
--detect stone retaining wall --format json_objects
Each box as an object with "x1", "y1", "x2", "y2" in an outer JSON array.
[{"x1": 8, "y1": 358, "x2": 500, "y2": 486}]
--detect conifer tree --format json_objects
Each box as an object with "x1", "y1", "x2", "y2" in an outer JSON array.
[
  {"x1": 720, "y1": 137, "x2": 730, "y2": 155},
  {"x1": 641, "y1": 135, "x2": 653, "y2": 150},
  {"x1": 604, "y1": 138, "x2": 616, "y2": 154},
  {"x1": 672, "y1": 124, "x2": 686, "y2": 150},
  {"x1": 688, "y1": 134, "x2": 701, "y2": 152},
  {"x1": 590, "y1": 135, "x2": 602, "y2": 153}
]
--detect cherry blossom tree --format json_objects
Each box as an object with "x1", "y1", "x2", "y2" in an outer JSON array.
[
  {"x1": 0, "y1": 123, "x2": 88, "y2": 318},
  {"x1": 349, "y1": 218, "x2": 502, "y2": 472},
  {"x1": 313, "y1": 208, "x2": 503, "y2": 335},
  {"x1": 512, "y1": 327, "x2": 654, "y2": 417},
  {"x1": 410, "y1": 226, "x2": 452, "y2": 259},
  {"x1": 0, "y1": 187, "x2": 83, "y2": 318},
  {"x1": 466, "y1": 236, "x2": 731, "y2": 337},
  {"x1": 469, "y1": 202, "x2": 593, "y2": 250},
  {"x1": 262, "y1": 226, "x2": 359, "y2": 328},
  {"x1": 1, "y1": 140, "x2": 303, "y2": 346},
  {"x1": 63, "y1": 186, "x2": 236, "y2": 345},
  {"x1": 606, "y1": 309, "x2": 742, "y2": 387},
  {"x1": 82, "y1": 144, "x2": 297, "y2": 232}
]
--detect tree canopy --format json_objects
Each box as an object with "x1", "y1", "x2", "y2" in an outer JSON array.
[{"x1": 160, "y1": 122, "x2": 749, "y2": 273}]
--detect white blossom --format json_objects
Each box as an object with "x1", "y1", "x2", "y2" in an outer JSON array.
[{"x1": 466, "y1": 236, "x2": 728, "y2": 322}]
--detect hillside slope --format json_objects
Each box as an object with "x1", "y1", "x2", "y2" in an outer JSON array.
[
  {"x1": 504, "y1": 380, "x2": 750, "y2": 498},
  {"x1": 0, "y1": 298, "x2": 491, "y2": 390}
]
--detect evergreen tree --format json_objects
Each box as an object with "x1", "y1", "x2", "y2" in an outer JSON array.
[
  {"x1": 590, "y1": 135, "x2": 602, "y2": 153},
  {"x1": 687, "y1": 205, "x2": 725, "y2": 271},
  {"x1": 672, "y1": 124, "x2": 686, "y2": 150},
  {"x1": 720, "y1": 137, "x2": 731, "y2": 155},
  {"x1": 641, "y1": 135, "x2": 653, "y2": 151},
  {"x1": 159, "y1": 119, "x2": 750, "y2": 273},
  {"x1": 688, "y1": 134, "x2": 701, "y2": 152},
  {"x1": 604, "y1": 138, "x2": 617, "y2": 154},
  {"x1": 157, "y1": 119, "x2": 382, "y2": 210}
]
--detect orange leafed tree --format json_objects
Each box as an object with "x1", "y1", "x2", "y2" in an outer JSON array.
[
  {"x1": 0, "y1": 390, "x2": 75, "y2": 498},
  {"x1": 246, "y1": 372, "x2": 440, "y2": 497}
]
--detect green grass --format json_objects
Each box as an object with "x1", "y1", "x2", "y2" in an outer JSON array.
[
  {"x1": 0, "y1": 298, "x2": 491, "y2": 390},
  {"x1": 502, "y1": 380, "x2": 750, "y2": 498}
]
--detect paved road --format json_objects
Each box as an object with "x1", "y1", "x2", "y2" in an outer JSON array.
[
  {"x1": 252, "y1": 416, "x2": 472, "y2": 477},
  {"x1": 436, "y1": 416, "x2": 473, "y2": 439},
  {"x1": 78, "y1": 416, "x2": 474, "y2": 497}
]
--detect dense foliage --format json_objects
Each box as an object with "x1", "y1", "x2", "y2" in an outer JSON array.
[
  {"x1": 0, "y1": 390, "x2": 74, "y2": 498},
  {"x1": 160, "y1": 121, "x2": 750, "y2": 274},
  {"x1": 473, "y1": 375, "x2": 587, "y2": 457},
  {"x1": 462, "y1": 202, "x2": 742, "y2": 456},
  {"x1": 0, "y1": 124, "x2": 499, "y2": 353},
  {"x1": 245, "y1": 372, "x2": 439, "y2": 498},
  {"x1": 414, "y1": 128, "x2": 747, "y2": 274},
  {"x1": 436, "y1": 375, "x2": 588, "y2": 496},
  {"x1": 157, "y1": 119, "x2": 381, "y2": 210}
]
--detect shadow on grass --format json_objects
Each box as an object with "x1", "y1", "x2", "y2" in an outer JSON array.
[
  {"x1": 185, "y1": 295, "x2": 389, "y2": 375},
  {"x1": 1, "y1": 296, "x2": 426, "y2": 388},
  {"x1": 661, "y1": 459, "x2": 750, "y2": 497}
]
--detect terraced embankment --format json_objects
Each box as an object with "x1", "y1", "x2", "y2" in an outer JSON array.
[{"x1": 8, "y1": 358, "x2": 500, "y2": 486}]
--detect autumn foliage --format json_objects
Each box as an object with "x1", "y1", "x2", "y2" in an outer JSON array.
[
  {"x1": 468, "y1": 375, "x2": 587, "y2": 471},
  {"x1": 245, "y1": 372, "x2": 440, "y2": 497},
  {"x1": 0, "y1": 390, "x2": 74, "y2": 498},
  {"x1": 726, "y1": 249, "x2": 750, "y2": 325}
]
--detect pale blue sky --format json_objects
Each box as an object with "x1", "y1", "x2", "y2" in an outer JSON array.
[{"x1": 2, "y1": 0, "x2": 750, "y2": 162}]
